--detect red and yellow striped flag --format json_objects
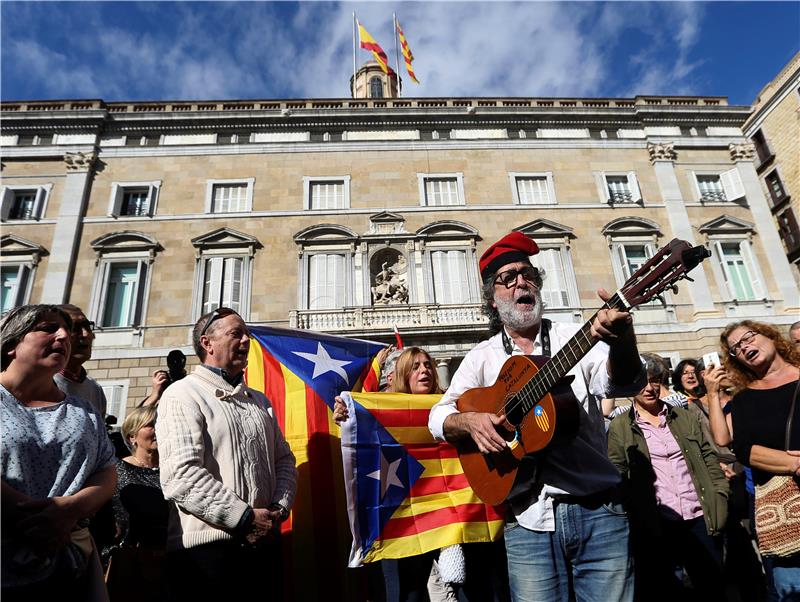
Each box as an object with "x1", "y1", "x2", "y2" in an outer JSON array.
[
  {"x1": 245, "y1": 326, "x2": 385, "y2": 600},
  {"x1": 395, "y1": 19, "x2": 420, "y2": 84},
  {"x1": 358, "y1": 20, "x2": 394, "y2": 75},
  {"x1": 339, "y1": 391, "x2": 505, "y2": 565}
]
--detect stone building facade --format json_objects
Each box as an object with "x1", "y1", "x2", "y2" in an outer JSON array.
[
  {"x1": 743, "y1": 51, "x2": 800, "y2": 276},
  {"x1": 2, "y1": 63, "x2": 799, "y2": 420}
]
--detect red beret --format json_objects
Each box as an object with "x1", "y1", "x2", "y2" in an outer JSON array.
[{"x1": 479, "y1": 232, "x2": 539, "y2": 279}]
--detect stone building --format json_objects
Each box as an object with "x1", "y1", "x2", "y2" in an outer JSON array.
[
  {"x1": 743, "y1": 50, "x2": 800, "y2": 277},
  {"x1": 2, "y1": 62, "x2": 798, "y2": 420}
]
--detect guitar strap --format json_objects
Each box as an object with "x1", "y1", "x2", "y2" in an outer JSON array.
[
  {"x1": 503, "y1": 318, "x2": 551, "y2": 505},
  {"x1": 501, "y1": 317, "x2": 551, "y2": 357}
]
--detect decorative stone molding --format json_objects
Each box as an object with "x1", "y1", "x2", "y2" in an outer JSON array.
[
  {"x1": 64, "y1": 150, "x2": 96, "y2": 172},
  {"x1": 729, "y1": 143, "x2": 756, "y2": 162},
  {"x1": 647, "y1": 142, "x2": 676, "y2": 163}
]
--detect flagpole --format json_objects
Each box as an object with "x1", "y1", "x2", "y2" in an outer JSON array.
[
  {"x1": 392, "y1": 13, "x2": 401, "y2": 97},
  {"x1": 352, "y1": 12, "x2": 358, "y2": 98}
]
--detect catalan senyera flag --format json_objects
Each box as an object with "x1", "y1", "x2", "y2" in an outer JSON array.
[
  {"x1": 339, "y1": 391, "x2": 505, "y2": 566},
  {"x1": 358, "y1": 20, "x2": 394, "y2": 75},
  {"x1": 395, "y1": 19, "x2": 420, "y2": 84},
  {"x1": 245, "y1": 326, "x2": 385, "y2": 600}
]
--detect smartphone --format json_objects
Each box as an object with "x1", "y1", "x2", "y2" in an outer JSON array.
[{"x1": 702, "y1": 351, "x2": 721, "y2": 369}]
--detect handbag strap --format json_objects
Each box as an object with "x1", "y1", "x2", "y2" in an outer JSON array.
[{"x1": 783, "y1": 378, "x2": 800, "y2": 451}]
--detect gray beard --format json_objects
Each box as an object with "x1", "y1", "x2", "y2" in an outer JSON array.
[{"x1": 495, "y1": 293, "x2": 543, "y2": 333}]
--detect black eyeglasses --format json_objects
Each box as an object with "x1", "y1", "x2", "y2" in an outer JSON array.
[
  {"x1": 494, "y1": 266, "x2": 541, "y2": 289},
  {"x1": 71, "y1": 320, "x2": 95, "y2": 334},
  {"x1": 729, "y1": 330, "x2": 757, "y2": 357}
]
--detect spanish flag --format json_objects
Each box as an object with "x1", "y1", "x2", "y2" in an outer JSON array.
[
  {"x1": 339, "y1": 391, "x2": 505, "y2": 565},
  {"x1": 358, "y1": 20, "x2": 394, "y2": 75},
  {"x1": 395, "y1": 19, "x2": 420, "y2": 84}
]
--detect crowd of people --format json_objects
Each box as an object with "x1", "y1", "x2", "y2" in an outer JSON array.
[{"x1": 1, "y1": 230, "x2": 799, "y2": 602}]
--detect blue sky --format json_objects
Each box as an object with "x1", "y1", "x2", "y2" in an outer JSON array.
[{"x1": 2, "y1": 2, "x2": 798, "y2": 104}]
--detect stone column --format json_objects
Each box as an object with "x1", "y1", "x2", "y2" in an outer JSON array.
[
  {"x1": 648, "y1": 142, "x2": 716, "y2": 314},
  {"x1": 436, "y1": 358, "x2": 451, "y2": 390},
  {"x1": 40, "y1": 151, "x2": 96, "y2": 304},
  {"x1": 730, "y1": 143, "x2": 800, "y2": 312}
]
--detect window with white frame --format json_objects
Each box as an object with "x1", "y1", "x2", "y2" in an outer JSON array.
[
  {"x1": 303, "y1": 177, "x2": 350, "y2": 210},
  {"x1": 610, "y1": 242, "x2": 662, "y2": 306},
  {"x1": 100, "y1": 380, "x2": 129, "y2": 423},
  {"x1": 430, "y1": 250, "x2": 471, "y2": 304},
  {"x1": 108, "y1": 182, "x2": 160, "y2": 218},
  {"x1": 201, "y1": 257, "x2": 243, "y2": 314},
  {"x1": 1, "y1": 184, "x2": 52, "y2": 221},
  {"x1": 0, "y1": 235, "x2": 45, "y2": 314},
  {"x1": 205, "y1": 178, "x2": 254, "y2": 213},
  {"x1": 531, "y1": 248, "x2": 572, "y2": 309},
  {"x1": 99, "y1": 262, "x2": 148, "y2": 327},
  {"x1": 694, "y1": 170, "x2": 745, "y2": 203},
  {"x1": 89, "y1": 232, "x2": 159, "y2": 330},
  {"x1": 308, "y1": 253, "x2": 346, "y2": 309},
  {"x1": 712, "y1": 240, "x2": 765, "y2": 301},
  {"x1": 597, "y1": 173, "x2": 641, "y2": 204},
  {"x1": 418, "y1": 174, "x2": 465, "y2": 206},
  {"x1": 191, "y1": 228, "x2": 258, "y2": 320},
  {"x1": 1, "y1": 264, "x2": 31, "y2": 314},
  {"x1": 510, "y1": 173, "x2": 556, "y2": 205}
]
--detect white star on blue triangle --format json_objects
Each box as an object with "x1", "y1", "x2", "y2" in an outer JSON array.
[
  {"x1": 367, "y1": 451, "x2": 405, "y2": 499},
  {"x1": 293, "y1": 343, "x2": 352, "y2": 384}
]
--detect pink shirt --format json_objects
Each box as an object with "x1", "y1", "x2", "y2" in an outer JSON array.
[{"x1": 635, "y1": 406, "x2": 703, "y2": 521}]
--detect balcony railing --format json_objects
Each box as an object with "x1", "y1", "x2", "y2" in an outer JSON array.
[
  {"x1": 700, "y1": 190, "x2": 727, "y2": 202},
  {"x1": 290, "y1": 303, "x2": 488, "y2": 333}
]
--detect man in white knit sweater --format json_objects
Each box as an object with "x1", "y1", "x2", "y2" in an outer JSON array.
[{"x1": 156, "y1": 307, "x2": 297, "y2": 600}]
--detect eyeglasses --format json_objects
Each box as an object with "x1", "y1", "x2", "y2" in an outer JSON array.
[
  {"x1": 71, "y1": 320, "x2": 95, "y2": 334},
  {"x1": 493, "y1": 266, "x2": 541, "y2": 289},
  {"x1": 682, "y1": 370, "x2": 696, "y2": 377},
  {"x1": 199, "y1": 309, "x2": 223, "y2": 338},
  {"x1": 729, "y1": 330, "x2": 757, "y2": 357}
]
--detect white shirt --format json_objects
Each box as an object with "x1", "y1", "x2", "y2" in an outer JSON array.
[{"x1": 429, "y1": 322, "x2": 645, "y2": 531}]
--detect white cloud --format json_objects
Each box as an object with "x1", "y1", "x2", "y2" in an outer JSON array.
[{"x1": 1, "y1": 1, "x2": 712, "y2": 101}]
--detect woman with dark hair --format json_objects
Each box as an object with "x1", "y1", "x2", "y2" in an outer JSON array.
[
  {"x1": 608, "y1": 352, "x2": 729, "y2": 600},
  {"x1": 1, "y1": 304, "x2": 116, "y2": 600},
  {"x1": 672, "y1": 358, "x2": 706, "y2": 402},
  {"x1": 718, "y1": 320, "x2": 800, "y2": 600}
]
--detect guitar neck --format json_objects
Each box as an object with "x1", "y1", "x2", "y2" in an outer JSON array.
[{"x1": 517, "y1": 292, "x2": 629, "y2": 416}]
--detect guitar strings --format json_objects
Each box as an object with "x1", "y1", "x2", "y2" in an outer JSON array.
[{"x1": 495, "y1": 295, "x2": 624, "y2": 423}]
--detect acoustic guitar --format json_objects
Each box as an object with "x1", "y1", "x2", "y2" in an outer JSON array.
[{"x1": 456, "y1": 238, "x2": 711, "y2": 505}]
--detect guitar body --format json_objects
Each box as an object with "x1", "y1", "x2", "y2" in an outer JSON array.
[{"x1": 456, "y1": 355, "x2": 579, "y2": 506}]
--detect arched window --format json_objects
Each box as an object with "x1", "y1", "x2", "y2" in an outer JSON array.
[{"x1": 369, "y1": 77, "x2": 383, "y2": 99}]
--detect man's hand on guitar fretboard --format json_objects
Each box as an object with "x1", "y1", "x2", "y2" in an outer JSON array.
[
  {"x1": 589, "y1": 288, "x2": 634, "y2": 343},
  {"x1": 443, "y1": 411, "x2": 508, "y2": 454}
]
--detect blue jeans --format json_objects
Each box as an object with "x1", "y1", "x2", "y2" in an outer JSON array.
[
  {"x1": 771, "y1": 556, "x2": 800, "y2": 602},
  {"x1": 504, "y1": 499, "x2": 633, "y2": 602}
]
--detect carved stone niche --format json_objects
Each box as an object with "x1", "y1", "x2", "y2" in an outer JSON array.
[{"x1": 370, "y1": 248, "x2": 409, "y2": 306}]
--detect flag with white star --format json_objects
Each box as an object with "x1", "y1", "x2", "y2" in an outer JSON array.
[
  {"x1": 339, "y1": 391, "x2": 506, "y2": 566},
  {"x1": 245, "y1": 325, "x2": 385, "y2": 600}
]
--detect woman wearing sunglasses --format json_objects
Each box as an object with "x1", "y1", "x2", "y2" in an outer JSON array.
[{"x1": 719, "y1": 320, "x2": 800, "y2": 600}]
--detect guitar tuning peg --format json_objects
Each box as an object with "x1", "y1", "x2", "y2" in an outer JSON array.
[
  {"x1": 683, "y1": 276, "x2": 695, "y2": 283},
  {"x1": 671, "y1": 285, "x2": 679, "y2": 295}
]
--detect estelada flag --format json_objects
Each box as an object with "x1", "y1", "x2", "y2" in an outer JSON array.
[
  {"x1": 358, "y1": 20, "x2": 394, "y2": 75},
  {"x1": 245, "y1": 326, "x2": 385, "y2": 600},
  {"x1": 338, "y1": 391, "x2": 505, "y2": 565},
  {"x1": 395, "y1": 19, "x2": 420, "y2": 84}
]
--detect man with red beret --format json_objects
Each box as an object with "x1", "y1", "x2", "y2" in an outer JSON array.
[{"x1": 429, "y1": 231, "x2": 646, "y2": 602}]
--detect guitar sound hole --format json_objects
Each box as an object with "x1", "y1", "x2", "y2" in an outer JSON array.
[{"x1": 504, "y1": 397, "x2": 524, "y2": 427}]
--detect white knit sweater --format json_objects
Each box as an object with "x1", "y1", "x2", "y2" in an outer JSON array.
[{"x1": 156, "y1": 366, "x2": 297, "y2": 550}]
